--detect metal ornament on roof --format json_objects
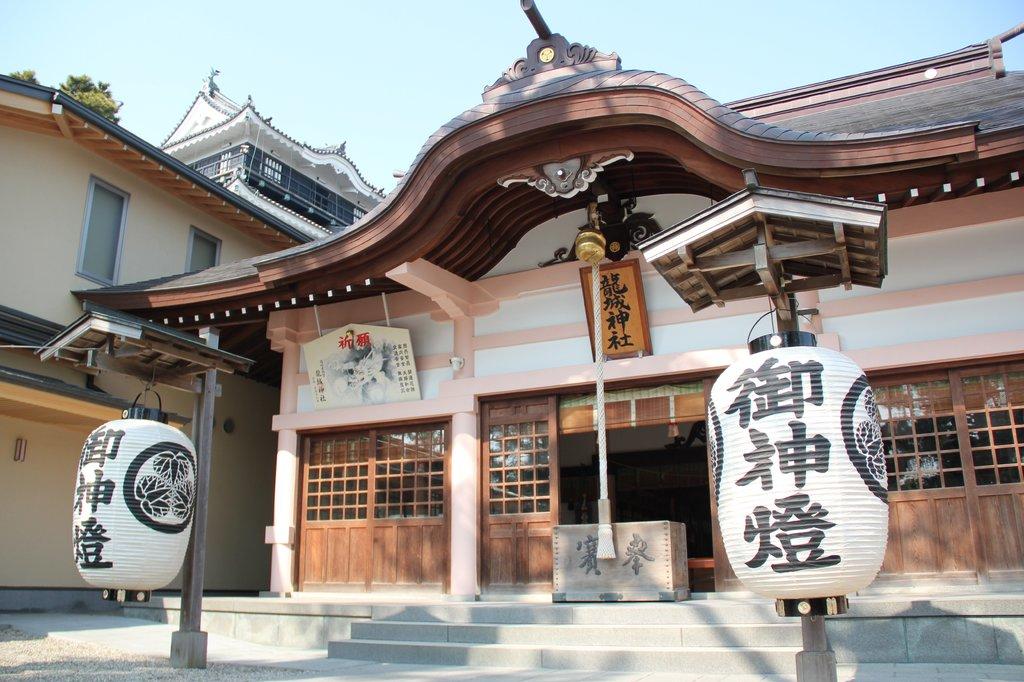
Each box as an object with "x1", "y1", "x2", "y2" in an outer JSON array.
[
  {"x1": 72, "y1": 393, "x2": 197, "y2": 593},
  {"x1": 708, "y1": 344, "x2": 888, "y2": 599},
  {"x1": 498, "y1": 150, "x2": 634, "y2": 199}
]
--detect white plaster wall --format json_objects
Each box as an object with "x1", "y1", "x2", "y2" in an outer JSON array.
[
  {"x1": 820, "y1": 218, "x2": 1024, "y2": 302},
  {"x1": 476, "y1": 337, "x2": 592, "y2": 377},
  {"x1": 475, "y1": 288, "x2": 584, "y2": 336},
  {"x1": 296, "y1": 384, "x2": 313, "y2": 413},
  {"x1": 643, "y1": 271, "x2": 692, "y2": 313},
  {"x1": 417, "y1": 367, "x2": 453, "y2": 400},
  {"x1": 823, "y1": 291, "x2": 1024, "y2": 350},
  {"x1": 652, "y1": 312, "x2": 765, "y2": 355},
  {"x1": 383, "y1": 314, "x2": 453, "y2": 357}
]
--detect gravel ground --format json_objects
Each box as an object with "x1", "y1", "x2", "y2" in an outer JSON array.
[{"x1": 0, "y1": 624, "x2": 303, "y2": 680}]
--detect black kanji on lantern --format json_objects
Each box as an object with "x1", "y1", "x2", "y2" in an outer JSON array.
[
  {"x1": 736, "y1": 428, "x2": 775, "y2": 490},
  {"x1": 74, "y1": 468, "x2": 115, "y2": 514},
  {"x1": 725, "y1": 357, "x2": 824, "y2": 428},
  {"x1": 776, "y1": 420, "x2": 831, "y2": 488},
  {"x1": 743, "y1": 493, "x2": 841, "y2": 573},
  {"x1": 74, "y1": 517, "x2": 113, "y2": 569},
  {"x1": 79, "y1": 428, "x2": 125, "y2": 467}
]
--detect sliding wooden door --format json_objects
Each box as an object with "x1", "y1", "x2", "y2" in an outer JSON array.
[
  {"x1": 480, "y1": 396, "x2": 559, "y2": 591},
  {"x1": 298, "y1": 423, "x2": 449, "y2": 592},
  {"x1": 873, "y1": 362, "x2": 1024, "y2": 584}
]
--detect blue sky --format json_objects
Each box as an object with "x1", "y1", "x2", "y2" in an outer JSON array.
[{"x1": 2, "y1": 1, "x2": 1021, "y2": 192}]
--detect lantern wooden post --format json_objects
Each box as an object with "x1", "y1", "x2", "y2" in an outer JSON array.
[
  {"x1": 640, "y1": 171, "x2": 891, "y2": 682},
  {"x1": 171, "y1": 327, "x2": 218, "y2": 669},
  {"x1": 798, "y1": 615, "x2": 837, "y2": 682}
]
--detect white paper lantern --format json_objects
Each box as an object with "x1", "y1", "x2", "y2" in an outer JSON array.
[
  {"x1": 708, "y1": 345, "x2": 888, "y2": 599},
  {"x1": 72, "y1": 418, "x2": 197, "y2": 590}
]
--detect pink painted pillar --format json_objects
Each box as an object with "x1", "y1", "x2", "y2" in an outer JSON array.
[
  {"x1": 449, "y1": 410, "x2": 479, "y2": 599},
  {"x1": 452, "y1": 316, "x2": 475, "y2": 380},
  {"x1": 266, "y1": 341, "x2": 300, "y2": 595}
]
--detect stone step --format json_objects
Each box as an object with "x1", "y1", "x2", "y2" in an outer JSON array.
[
  {"x1": 327, "y1": 638, "x2": 800, "y2": 673},
  {"x1": 369, "y1": 600, "x2": 782, "y2": 625},
  {"x1": 351, "y1": 620, "x2": 802, "y2": 647}
]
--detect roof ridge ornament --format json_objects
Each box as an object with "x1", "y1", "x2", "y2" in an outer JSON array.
[
  {"x1": 206, "y1": 68, "x2": 220, "y2": 96},
  {"x1": 484, "y1": 0, "x2": 620, "y2": 100}
]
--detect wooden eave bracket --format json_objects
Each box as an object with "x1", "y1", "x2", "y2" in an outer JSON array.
[{"x1": 386, "y1": 259, "x2": 498, "y2": 320}]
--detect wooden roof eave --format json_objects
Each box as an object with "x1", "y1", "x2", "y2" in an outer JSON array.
[{"x1": 249, "y1": 87, "x2": 983, "y2": 285}]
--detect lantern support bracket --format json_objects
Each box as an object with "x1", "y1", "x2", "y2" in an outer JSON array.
[{"x1": 775, "y1": 597, "x2": 846, "y2": 682}]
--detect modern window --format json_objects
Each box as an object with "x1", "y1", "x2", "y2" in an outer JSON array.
[
  {"x1": 186, "y1": 227, "x2": 221, "y2": 272},
  {"x1": 77, "y1": 177, "x2": 129, "y2": 285}
]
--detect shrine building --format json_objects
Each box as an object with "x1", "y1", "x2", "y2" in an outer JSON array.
[{"x1": 78, "y1": 11, "x2": 1024, "y2": 604}]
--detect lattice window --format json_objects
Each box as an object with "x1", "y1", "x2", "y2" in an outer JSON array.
[
  {"x1": 875, "y1": 380, "x2": 963, "y2": 491},
  {"x1": 373, "y1": 427, "x2": 446, "y2": 519},
  {"x1": 306, "y1": 435, "x2": 370, "y2": 521},
  {"x1": 487, "y1": 420, "x2": 551, "y2": 515},
  {"x1": 263, "y1": 155, "x2": 283, "y2": 184},
  {"x1": 961, "y1": 370, "x2": 1024, "y2": 486}
]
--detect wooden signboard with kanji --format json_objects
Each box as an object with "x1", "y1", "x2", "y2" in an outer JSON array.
[{"x1": 579, "y1": 259, "x2": 653, "y2": 360}]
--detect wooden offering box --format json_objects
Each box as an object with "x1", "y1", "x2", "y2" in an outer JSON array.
[{"x1": 552, "y1": 521, "x2": 690, "y2": 602}]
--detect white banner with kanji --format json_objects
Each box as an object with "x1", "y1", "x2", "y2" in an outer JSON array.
[{"x1": 302, "y1": 323, "x2": 421, "y2": 410}]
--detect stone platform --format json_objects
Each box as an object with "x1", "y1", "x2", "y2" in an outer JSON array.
[{"x1": 122, "y1": 592, "x2": 1024, "y2": 674}]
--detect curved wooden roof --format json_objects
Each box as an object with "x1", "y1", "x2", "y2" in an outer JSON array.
[{"x1": 78, "y1": 60, "x2": 1024, "y2": 320}]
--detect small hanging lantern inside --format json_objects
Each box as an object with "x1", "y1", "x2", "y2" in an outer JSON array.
[
  {"x1": 707, "y1": 335, "x2": 888, "y2": 599},
  {"x1": 72, "y1": 388, "x2": 198, "y2": 598}
]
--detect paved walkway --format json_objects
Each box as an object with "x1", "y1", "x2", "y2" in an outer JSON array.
[{"x1": 2, "y1": 612, "x2": 1024, "y2": 681}]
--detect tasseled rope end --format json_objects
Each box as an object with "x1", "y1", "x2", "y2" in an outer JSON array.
[
  {"x1": 595, "y1": 498, "x2": 615, "y2": 559},
  {"x1": 596, "y1": 523, "x2": 616, "y2": 559}
]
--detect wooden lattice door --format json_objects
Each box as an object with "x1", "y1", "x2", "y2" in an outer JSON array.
[
  {"x1": 298, "y1": 423, "x2": 449, "y2": 592},
  {"x1": 480, "y1": 396, "x2": 559, "y2": 591}
]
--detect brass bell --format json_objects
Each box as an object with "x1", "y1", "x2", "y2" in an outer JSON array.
[{"x1": 575, "y1": 228, "x2": 606, "y2": 265}]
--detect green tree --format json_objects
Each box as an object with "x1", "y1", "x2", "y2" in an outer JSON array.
[
  {"x1": 8, "y1": 69, "x2": 39, "y2": 84},
  {"x1": 59, "y1": 74, "x2": 122, "y2": 123}
]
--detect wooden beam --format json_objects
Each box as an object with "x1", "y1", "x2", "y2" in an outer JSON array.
[
  {"x1": 928, "y1": 182, "x2": 954, "y2": 203},
  {"x1": 0, "y1": 112, "x2": 61, "y2": 136},
  {"x1": 51, "y1": 103, "x2": 74, "y2": 139},
  {"x1": 986, "y1": 170, "x2": 1020, "y2": 191},
  {"x1": 786, "y1": 274, "x2": 844, "y2": 293},
  {"x1": 955, "y1": 177, "x2": 986, "y2": 198},
  {"x1": 693, "y1": 249, "x2": 755, "y2": 271},
  {"x1": 768, "y1": 237, "x2": 840, "y2": 261},
  {"x1": 682, "y1": 245, "x2": 724, "y2": 306},
  {"x1": 901, "y1": 187, "x2": 921, "y2": 208},
  {"x1": 81, "y1": 351, "x2": 198, "y2": 392},
  {"x1": 120, "y1": 336, "x2": 239, "y2": 374},
  {"x1": 833, "y1": 222, "x2": 852, "y2": 290}
]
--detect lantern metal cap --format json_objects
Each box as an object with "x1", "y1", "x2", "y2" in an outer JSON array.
[
  {"x1": 122, "y1": 406, "x2": 169, "y2": 423},
  {"x1": 748, "y1": 331, "x2": 817, "y2": 354}
]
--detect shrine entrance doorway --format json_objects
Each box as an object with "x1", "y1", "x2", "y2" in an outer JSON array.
[
  {"x1": 297, "y1": 423, "x2": 450, "y2": 592},
  {"x1": 556, "y1": 381, "x2": 722, "y2": 591}
]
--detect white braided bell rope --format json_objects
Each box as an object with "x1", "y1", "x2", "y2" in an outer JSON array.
[{"x1": 592, "y1": 263, "x2": 615, "y2": 558}]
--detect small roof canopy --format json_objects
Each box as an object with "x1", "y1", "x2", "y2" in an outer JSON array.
[
  {"x1": 639, "y1": 173, "x2": 887, "y2": 316},
  {"x1": 39, "y1": 303, "x2": 252, "y2": 391}
]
